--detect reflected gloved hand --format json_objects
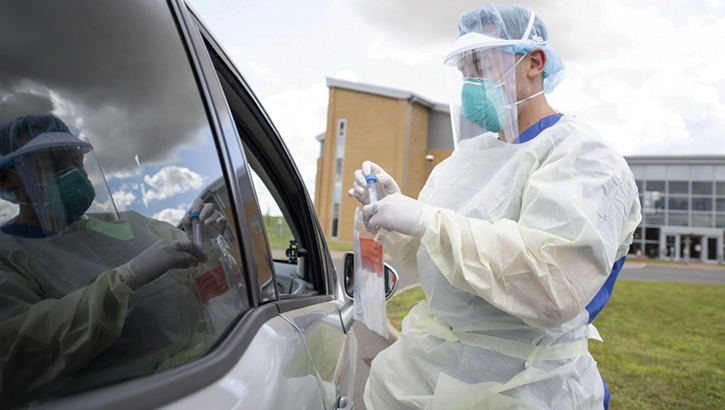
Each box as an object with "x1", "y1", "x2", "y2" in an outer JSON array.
[
  {"x1": 348, "y1": 161, "x2": 400, "y2": 205},
  {"x1": 181, "y1": 198, "x2": 228, "y2": 243},
  {"x1": 362, "y1": 193, "x2": 437, "y2": 237},
  {"x1": 120, "y1": 239, "x2": 207, "y2": 290}
]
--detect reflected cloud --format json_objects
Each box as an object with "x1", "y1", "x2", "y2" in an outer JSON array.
[
  {"x1": 144, "y1": 166, "x2": 206, "y2": 202},
  {"x1": 152, "y1": 206, "x2": 188, "y2": 226}
]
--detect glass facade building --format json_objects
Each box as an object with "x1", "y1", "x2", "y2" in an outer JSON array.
[{"x1": 628, "y1": 156, "x2": 725, "y2": 263}]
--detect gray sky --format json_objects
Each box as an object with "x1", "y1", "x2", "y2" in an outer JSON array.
[{"x1": 189, "y1": 0, "x2": 724, "y2": 196}]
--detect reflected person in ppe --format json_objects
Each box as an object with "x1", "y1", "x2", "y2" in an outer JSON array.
[
  {"x1": 349, "y1": 5, "x2": 641, "y2": 410},
  {"x1": 0, "y1": 114, "x2": 226, "y2": 405}
]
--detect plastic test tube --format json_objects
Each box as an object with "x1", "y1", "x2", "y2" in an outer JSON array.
[
  {"x1": 190, "y1": 211, "x2": 202, "y2": 246},
  {"x1": 366, "y1": 174, "x2": 378, "y2": 205}
]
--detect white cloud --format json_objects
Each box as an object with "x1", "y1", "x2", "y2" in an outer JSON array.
[
  {"x1": 112, "y1": 184, "x2": 137, "y2": 211},
  {"x1": 144, "y1": 166, "x2": 206, "y2": 202},
  {"x1": 261, "y1": 82, "x2": 329, "y2": 195},
  {"x1": 152, "y1": 206, "x2": 187, "y2": 226}
]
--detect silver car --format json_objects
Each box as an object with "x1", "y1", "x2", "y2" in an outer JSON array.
[{"x1": 0, "y1": 1, "x2": 395, "y2": 409}]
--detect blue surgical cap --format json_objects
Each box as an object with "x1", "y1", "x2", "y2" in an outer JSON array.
[
  {"x1": 0, "y1": 114, "x2": 71, "y2": 203},
  {"x1": 458, "y1": 4, "x2": 565, "y2": 94}
]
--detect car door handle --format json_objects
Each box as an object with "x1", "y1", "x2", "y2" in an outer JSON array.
[{"x1": 337, "y1": 396, "x2": 353, "y2": 410}]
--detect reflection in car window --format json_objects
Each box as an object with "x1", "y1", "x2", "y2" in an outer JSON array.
[{"x1": 0, "y1": 0, "x2": 249, "y2": 406}]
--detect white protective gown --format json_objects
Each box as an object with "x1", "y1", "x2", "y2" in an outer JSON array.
[{"x1": 365, "y1": 115, "x2": 641, "y2": 410}]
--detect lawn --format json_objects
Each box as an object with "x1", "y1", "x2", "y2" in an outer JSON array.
[{"x1": 386, "y1": 281, "x2": 725, "y2": 409}]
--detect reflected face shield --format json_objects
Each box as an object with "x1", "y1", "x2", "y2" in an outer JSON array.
[
  {"x1": 3, "y1": 132, "x2": 118, "y2": 235},
  {"x1": 445, "y1": 47, "x2": 521, "y2": 147}
]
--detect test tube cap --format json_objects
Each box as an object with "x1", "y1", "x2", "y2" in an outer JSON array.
[
  {"x1": 190, "y1": 211, "x2": 200, "y2": 219},
  {"x1": 365, "y1": 174, "x2": 377, "y2": 183}
]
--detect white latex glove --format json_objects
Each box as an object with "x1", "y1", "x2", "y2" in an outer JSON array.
[
  {"x1": 181, "y1": 198, "x2": 228, "y2": 243},
  {"x1": 120, "y1": 240, "x2": 207, "y2": 290},
  {"x1": 348, "y1": 161, "x2": 400, "y2": 206},
  {"x1": 362, "y1": 193, "x2": 436, "y2": 237}
]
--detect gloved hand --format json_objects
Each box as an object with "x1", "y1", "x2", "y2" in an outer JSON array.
[
  {"x1": 362, "y1": 193, "x2": 437, "y2": 237},
  {"x1": 181, "y1": 198, "x2": 228, "y2": 243},
  {"x1": 120, "y1": 240, "x2": 207, "y2": 290},
  {"x1": 348, "y1": 161, "x2": 400, "y2": 205}
]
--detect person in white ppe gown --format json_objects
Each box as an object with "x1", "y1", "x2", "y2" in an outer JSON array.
[
  {"x1": 0, "y1": 114, "x2": 229, "y2": 406},
  {"x1": 349, "y1": 5, "x2": 641, "y2": 410}
]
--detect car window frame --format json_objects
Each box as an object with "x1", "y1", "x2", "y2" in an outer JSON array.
[{"x1": 195, "y1": 12, "x2": 339, "y2": 303}]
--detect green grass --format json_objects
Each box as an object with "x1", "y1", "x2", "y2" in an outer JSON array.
[
  {"x1": 387, "y1": 285, "x2": 427, "y2": 332},
  {"x1": 263, "y1": 215, "x2": 295, "y2": 252},
  {"x1": 326, "y1": 241, "x2": 354, "y2": 252},
  {"x1": 387, "y1": 281, "x2": 725, "y2": 409}
]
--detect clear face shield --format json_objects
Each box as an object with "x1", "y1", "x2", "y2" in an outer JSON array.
[
  {"x1": 444, "y1": 45, "x2": 523, "y2": 146},
  {"x1": 3, "y1": 132, "x2": 118, "y2": 235}
]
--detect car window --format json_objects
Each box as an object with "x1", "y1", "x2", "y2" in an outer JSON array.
[
  {"x1": 0, "y1": 0, "x2": 249, "y2": 406},
  {"x1": 210, "y1": 63, "x2": 321, "y2": 298}
]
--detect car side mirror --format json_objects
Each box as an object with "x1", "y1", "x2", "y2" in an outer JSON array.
[{"x1": 343, "y1": 251, "x2": 399, "y2": 301}]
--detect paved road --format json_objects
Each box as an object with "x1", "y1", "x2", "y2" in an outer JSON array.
[{"x1": 334, "y1": 257, "x2": 725, "y2": 409}]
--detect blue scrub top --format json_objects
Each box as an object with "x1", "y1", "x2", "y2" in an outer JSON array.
[
  {"x1": 1, "y1": 224, "x2": 49, "y2": 238},
  {"x1": 513, "y1": 113, "x2": 563, "y2": 144}
]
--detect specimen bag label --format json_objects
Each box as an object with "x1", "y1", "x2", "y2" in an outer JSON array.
[
  {"x1": 359, "y1": 237, "x2": 383, "y2": 275},
  {"x1": 195, "y1": 265, "x2": 230, "y2": 303}
]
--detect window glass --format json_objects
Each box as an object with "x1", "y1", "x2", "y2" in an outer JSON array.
[
  {"x1": 692, "y1": 198, "x2": 713, "y2": 211},
  {"x1": 717, "y1": 182, "x2": 725, "y2": 195},
  {"x1": 642, "y1": 181, "x2": 665, "y2": 214},
  {"x1": 668, "y1": 212, "x2": 688, "y2": 226},
  {"x1": 667, "y1": 196, "x2": 689, "y2": 210},
  {"x1": 717, "y1": 214, "x2": 725, "y2": 228},
  {"x1": 717, "y1": 199, "x2": 725, "y2": 212},
  {"x1": 645, "y1": 213, "x2": 664, "y2": 225},
  {"x1": 691, "y1": 213, "x2": 713, "y2": 228},
  {"x1": 644, "y1": 228, "x2": 660, "y2": 241},
  {"x1": 0, "y1": 1, "x2": 249, "y2": 405},
  {"x1": 668, "y1": 181, "x2": 689, "y2": 195},
  {"x1": 241, "y1": 141, "x2": 318, "y2": 298},
  {"x1": 692, "y1": 181, "x2": 713, "y2": 195}
]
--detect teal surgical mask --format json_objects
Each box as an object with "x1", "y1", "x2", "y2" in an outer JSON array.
[
  {"x1": 43, "y1": 167, "x2": 96, "y2": 219},
  {"x1": 461, "y1": 78, "x2": 509, "y2": 132}
]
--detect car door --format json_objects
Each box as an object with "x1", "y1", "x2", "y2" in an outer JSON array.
[
  {"x1": 0, "y1": 0, "x2": 349, "y2": 409},
  {"x1": 185, "y1": 5, "x2": 357, "y2": 409}
]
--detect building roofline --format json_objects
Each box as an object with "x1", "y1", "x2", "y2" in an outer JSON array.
[
  {"x1": 326, "y1": 77, "x2": 449, "y2": 112},
  {"x1": 625, "y1": 155, "x2": 725, "y2": 164}
]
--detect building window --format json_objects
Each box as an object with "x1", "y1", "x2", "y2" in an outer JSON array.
[
  {"x1": 669, "y1": 181, "x2": 689, "y2": 195},
  {"x1": 330, "y1": 119, "x2": 347, "y2": 238},
  {"x1": 692, "y1": 181, "x2": 713, "y2": 195},
  {"x1": 331, "y1": 204, "x2": 340, "y2": 238},
  {"x1": 692, "y1": 197, "x2": 713, "y2": 211},
  {"x1": 668, "y1": 212, "x2": 688, "y2": 226},
  {"x1": 692, "y1": 213, "x2": 713, "y2": 228},
  {"x1": 668, "y1": 196, "x2": 689, "y2": 211}
]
